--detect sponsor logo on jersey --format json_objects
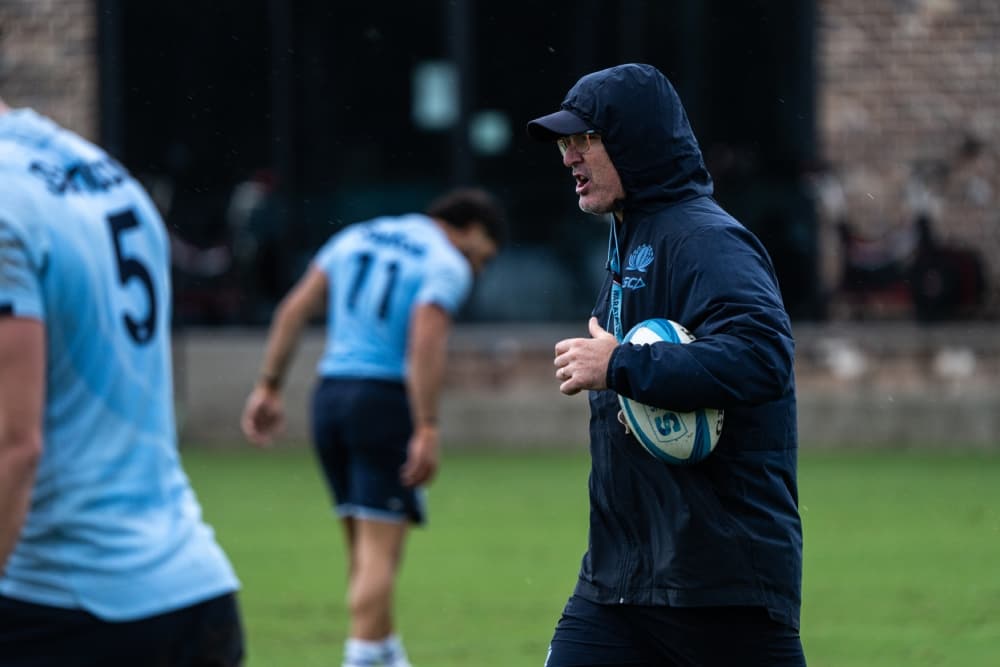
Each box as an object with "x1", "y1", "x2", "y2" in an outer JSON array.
[
  {"x1": 622, "y1": 276, "x2": 646, "y2": 290},
  {"x1": 623, "y1": 244, "x2": 653, "y2": 290},
  {"x1": 29, "y1": 157, "x2": 127, "y2": 196},
  {"x1": 625, "y1": 244, "x2": 654, "y2": 272},
  {"x1": 363, "y1": 228, "x2": 427, "y2": 256}
]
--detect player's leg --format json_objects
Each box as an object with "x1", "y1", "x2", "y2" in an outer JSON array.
[
  {"x1": 342, "y1": 516, "x2": 412, "y2": 667},
  {"x1": 339, "y1": 379, "x2": 422, "y2": 667},
  {"x1": 311, "y1": 375, "x2": 360, "y2": 585},
  {"x1": 311, "y1": 379, "x2": 362, "y2": 588},
  {"x1": 348, "y1": 517, "x2": 408, "y2": 639},
  {"x1": 342, "y1": 515, "x2": 358, "y2": 578},
  {"x1": 312, "y1": 379, "x2": 378, "y2": 665},
  {"x1": 545, "y1": 595, "x2": 657, "y2": 667}
]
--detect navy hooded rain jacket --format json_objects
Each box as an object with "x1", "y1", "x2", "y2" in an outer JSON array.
[{"x1": 562, "y1": 64, "x2": 803, "y2": 630}]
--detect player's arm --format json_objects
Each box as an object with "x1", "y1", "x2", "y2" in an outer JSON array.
[
  {"x1": 0, "y1": 317, "x2": 45, "y2": 574},
  {"x1": 400, "y1": 302, "x2": 452, "y2": 487},
  {"x1": 608, "y1": 227, "x2": 794, "y2": 411},
  {"x1": 241, "y1": 265, "x2": 328, "y2": 446}
]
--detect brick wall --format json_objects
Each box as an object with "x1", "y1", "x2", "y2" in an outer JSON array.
[
  {"x1": 817, "y1": 0, "x2": 1000, "y2": 314},
  {"x1": 0, "y1": 0, "x2": 98, "y2": 140}
]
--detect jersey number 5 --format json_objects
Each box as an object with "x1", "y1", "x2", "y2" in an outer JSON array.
[{"x1": 107, "y1": 209, "x2": 157, "y2": 344}]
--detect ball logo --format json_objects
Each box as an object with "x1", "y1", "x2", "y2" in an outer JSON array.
[
  {"x1": 656, "y1": 413, "x2": 680, "y2": 435},
  {"x1": 644, "y1": 407, "x2": 690, "y2": 444}
]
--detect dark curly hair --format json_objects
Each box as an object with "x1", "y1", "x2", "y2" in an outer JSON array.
[{"x1": 425, "y1": 187, "x2": 508, "y2": 247}]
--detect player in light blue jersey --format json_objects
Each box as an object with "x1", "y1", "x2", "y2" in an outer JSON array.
[
  {"x1": 241, "y1": 188, "x2": 505, "y2": 667},
  {"x1": 0, "y1": 100, "x2": 244, "y2": 666}
]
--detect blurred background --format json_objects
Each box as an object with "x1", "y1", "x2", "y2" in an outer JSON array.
[{"x1": 1, "y1": 0, "x2": 998, "y2": 445}]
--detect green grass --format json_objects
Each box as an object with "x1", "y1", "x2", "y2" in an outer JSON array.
[
  {"x1": 182, "y1": 446, "x2": 1000, "y2": 666},
  {"x1": 798, "y1": 450, "x2": 1000, "y2": 667}
]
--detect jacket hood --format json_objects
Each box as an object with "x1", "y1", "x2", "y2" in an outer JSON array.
[{"x1": 560, "y1": 64, "x2": 713, "y2": 212}]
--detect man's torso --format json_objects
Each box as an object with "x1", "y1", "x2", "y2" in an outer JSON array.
[
  {"x1": 313, "y1": 213, "x2": 471, "y2": 380},
  {"x1": 0, "y1": 109, "x2": 237, "y2": 621}
]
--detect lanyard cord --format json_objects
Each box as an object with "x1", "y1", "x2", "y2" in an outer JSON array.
[
  {"x1": 607, "y1": 217, "x2": 632, "y2": 434},
  {"x1": 606, "y1": 217, "x2": 624, "y2": 342}
]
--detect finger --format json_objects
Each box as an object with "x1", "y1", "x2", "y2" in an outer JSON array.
[
  {"x1": 413, "y1": 461, "x2": 433, "y2": 487},
  {"x1": 554, "y1": 352, "x2": 570, "y2": 368},
  {"x1": 248, "y1": 418, "x2": 273, "y2": 446},
  {"x1": 241, "y1": 411, "x2": 265, "y2": 444},
  {"x1": 400, "y1": 454, "x2": 419, "y2": 483},
  {"x1": 245, "y1": 426, "x2": 271, "y2": 448},
  {"x1": 240, "y1": 412, "x2": 254, "y2": 439},
  {"x1": 588, "y1": 316, "x2": 609, "y2": 338},
  {"x1": 253, "y1": 414, "x2": 283, "y2": 448},
  {"x1": 401, "y1": 460, "x2": 426, "y2": 487},
  {"x1": 559, "y1": 378, "x2": 581, "y2": 395},
  {"x1": 399, "y1": 462, "x2": 414, "y2": 486},
  {"x1": 250, "y1": 413, "x2": 271, "y2": 437},
  {"x1": 554, "y1": 339, "x2": 572, "y2": 355},
  {"x1": 240, "y1": 400, "x2": 257, "y2": 429},
  {"x1": 262, "y1": 409, "x2": 284, "y2": 432}
]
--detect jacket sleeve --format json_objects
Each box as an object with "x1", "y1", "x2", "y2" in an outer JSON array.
[{"x1": 607, "y1": 224, "x2": 794, "y2": 411}]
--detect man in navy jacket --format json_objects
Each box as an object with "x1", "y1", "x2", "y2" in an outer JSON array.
[{"x1": 529, "y1": 64, "x2": 806, "y2": 666}]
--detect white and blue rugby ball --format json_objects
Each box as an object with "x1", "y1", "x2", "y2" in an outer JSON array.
[{"x1": 617, "y1": 319, "x2": 724, "y2": 464}]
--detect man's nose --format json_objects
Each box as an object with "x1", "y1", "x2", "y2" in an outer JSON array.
[{"x1": 562, "y1": 149, "x2": 583, "y2": 167}]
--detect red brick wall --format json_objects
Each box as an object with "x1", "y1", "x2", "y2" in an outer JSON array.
[
  {"x1": 817, "y1": 0, "x2": 1000, "y2": 314},
  {"x1": 0, "y1": 0, "x2": 97, "y2": 140}
]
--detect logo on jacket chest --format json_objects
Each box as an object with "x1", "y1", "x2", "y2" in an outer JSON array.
[{"x1": 622, "y1": 244, "x2": 653, "y2": 290}]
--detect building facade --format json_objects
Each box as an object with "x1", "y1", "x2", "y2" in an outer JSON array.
[{"x1": 2, "y1": 0, "x2": 997, "y2": 320}]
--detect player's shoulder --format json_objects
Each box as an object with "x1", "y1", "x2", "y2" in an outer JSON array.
[
  {"x1": 422, "y1": 222, "x2": 467, "y2": 265},
  {"x1": 313, "y1": 217, "x2": 370, "y2": 267},
  {"x1": 0, "y1": 109, "x2": 109, "y2": 207},
  {"x1": 0, "y1": 127, "x2": 43, "y2": 195},
  {"x1": 426, "y1": 237, "x2": 472, "y2": 290},
  {"x1": 324, "y1": 217, "x2": 371, "y2": 251},
  {"x1": 0, "y1": 157, "x2": 49, "y2": 237}
]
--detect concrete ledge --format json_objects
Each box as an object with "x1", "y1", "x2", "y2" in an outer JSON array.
[{"x1": 173, "y1": 323, "x2": 1000, "y2": 448}]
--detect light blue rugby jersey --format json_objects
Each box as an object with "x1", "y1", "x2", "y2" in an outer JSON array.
[
  {"x1": 0, "y1": 110, "x2": 238, "y2": 621},
  {"x1": 314, "y1": 213, "x2": 472, "y2": 380}
]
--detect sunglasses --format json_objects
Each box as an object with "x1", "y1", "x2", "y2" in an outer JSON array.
[{"x1": 557, "y1": 131, "x2": 599, "y2": 157}]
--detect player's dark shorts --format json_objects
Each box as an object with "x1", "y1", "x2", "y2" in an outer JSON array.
[
  {"x1": 0, "y1": 592, "x2": 244, "y2": 667},
  {"x1": 545, "y1": 595, "x2": 806, "y2": 667},
  {"x1": 311, "y1": 377, "x2": 426, "y2": 525}
]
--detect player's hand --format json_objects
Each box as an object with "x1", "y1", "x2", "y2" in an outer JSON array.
[
  {"x1": 240, "y1": 386, "x2": 286, "y2": 447},
  {"x1": 553, "y1": 317, "x2": 618, "y2": 396},
  {"x1": 400, "y1": 424, "x2": 440, "y2": 487}
]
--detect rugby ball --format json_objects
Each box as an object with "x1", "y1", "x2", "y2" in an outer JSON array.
[{"x1": 617, "y1": 319, "x2": 723, "y2": 464}]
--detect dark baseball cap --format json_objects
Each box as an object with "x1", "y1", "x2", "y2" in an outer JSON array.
[{"x1": 526, "y1": 108, "x2": 591, "y2": 141}]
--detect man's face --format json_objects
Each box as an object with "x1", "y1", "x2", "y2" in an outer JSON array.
[{"x1": 559, "y1": 133, "x2": 625, "y2": 215}]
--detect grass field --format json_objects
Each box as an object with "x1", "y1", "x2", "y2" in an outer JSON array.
[{"x1": 183, "y1": 445, "x2": 1000, "y2": 667}]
